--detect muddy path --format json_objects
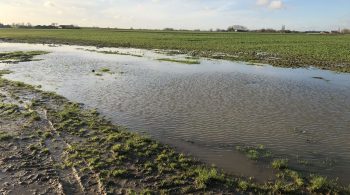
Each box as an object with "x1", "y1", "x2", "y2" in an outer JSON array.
[{"x1": 0, "y1": 81, "x2": 96, "y2": 194}]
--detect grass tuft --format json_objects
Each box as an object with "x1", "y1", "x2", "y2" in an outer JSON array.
[
  {"x1": 272, "y1": 159, "x2": 289, "y2": 170},
  {"x1": 194, "y1": 167, "x2": 224, "y2": 189}
]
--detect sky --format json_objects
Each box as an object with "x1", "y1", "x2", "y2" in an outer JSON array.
[{"x1": 0, "y1": 0, "x2": 349, "y2": 31}]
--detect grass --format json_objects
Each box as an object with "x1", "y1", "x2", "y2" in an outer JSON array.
[
  {"x1": 0, "y1": 131, "x2": 13, "y2": 141},
  {"x1": 85, "y1": 49, "x2": 143, "y2": 57},
  {"x1": 194, "y1": 167, "x2": 225, "y2": 189},
  {"x1": 0, "y1": 103, "x2": 21, "y2": 118},
  {"x1": 272, "y1": 159, "x2": 289, "y2": 170},
  {"x1": 236, "y1": 144, "x2": 272, "y2": 160},
  {"x1": 308, "y1": 175, "x2": 337, "y2": 193},
  {"x1": 157, "y1": 58, "x2": 200, "y2": 64},
  {"x1": 0, "y1": 50, "x2": 49, "y2": 63},
  {"x1": 0, "y1": 69, "x2": 12, "y2": 76},
  {"x1": 100, "y1": 68, "x2": 110, "y2": 72},
  {"x1": 93, "y1": 67, "x2": 113, "y2": 76},
  {"x1": 110, "y1": 169, "x2": 129, "y2": 178},
  {"x1": 0, "y1": 28, "x2": 350, "y2": 72}
]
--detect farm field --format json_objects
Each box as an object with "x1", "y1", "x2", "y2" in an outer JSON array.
[{"x1": 1, "y1": 28, "x2": 350, "y2": 72}]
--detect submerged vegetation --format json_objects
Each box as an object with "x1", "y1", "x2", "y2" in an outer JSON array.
[
  {"x1": 84, "y1": 48, "x2": 143, "y2": 57},
  {"x1": 157, "y1": 58, "x2": 200, "y2": 64},
  {"x1": 236, "y1": 144, "x2": 272, "y2": 160},
  {"x1": 0, "y1": 52, "x2": 349, "y2": 194},
  {"x1": 0, "y1": 28, "x2": 350, "y2": 72},
  {"x1": 0, "y1": 50, "x2": 49, "y2": 63}
]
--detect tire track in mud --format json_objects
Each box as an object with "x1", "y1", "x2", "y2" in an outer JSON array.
[
  {"x1": 0, "y1": 87, "x2": 104, "y2": 194},
  {"x1": 42, "y1": 108, "x2": 106, "y2": 195}
]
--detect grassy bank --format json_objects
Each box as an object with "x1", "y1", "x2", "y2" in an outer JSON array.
[
  {"x1": 0, "y1": 52, "x2": 349, "y2": 194},
  {"x1": 1, "y1": 28, "x2": 350, "y2": 72}
]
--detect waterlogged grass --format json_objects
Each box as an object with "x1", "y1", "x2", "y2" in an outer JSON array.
[
  {"x1": 236, "y1": 144, "x2": 272, "y2": 160},
  {"x1": 100, "y1": 68, "x2": 110, "y2": 72},
  {"x1": 85, "y1": 49, "x2": 143, "y2": 57},
  {"x1": 93, "y1": 67, "x2": 113, "y2": 76},
  {"x1": 157, "y1": 58, "x2": 200, "y2": 64},
  {"x1": 194, "y1": 167, "x2": 225, "y2": 189},
  {"x1": 308, "y1": 175, "x2": 337, "y2": 193},
  {"x1": 272, "y1": 159, "x2": 289, "y2": 170},
  {"x1": 0, "y1": 103, "x2": 21, "y2": 118},
  {"x1": 1, "y1": 29, "x2": 350, "y2": 72},
  {"x1": 0, "y1": 50, "x2": 49, "y2": 63},
  {"x1": 0, "y1": 69, "x2": 12, "y2": 76},
  {"x1": 0, "y1": 131, "x2": 13, "y2": 141}
]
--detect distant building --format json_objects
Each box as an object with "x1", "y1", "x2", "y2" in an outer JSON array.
[{"x1": 282, "y1": 25, "x2": 286, "y2": 31}]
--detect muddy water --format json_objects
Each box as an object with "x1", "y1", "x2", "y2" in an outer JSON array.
[{"x1": 1, "y1": 42, "x2": 350, "y2": 184}]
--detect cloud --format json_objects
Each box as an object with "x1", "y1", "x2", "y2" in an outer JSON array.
[
  {"x1": 44, "y1": 1, "x2": 55, "y2": 8},
  {"x1": 256, "y1": 0, "x2": 284, "y2": 10},
  {"x1": 0, "y1": 0, "x2": 346, "y2": 31},
  {"x1": 256, "y1": 0, "x2": 269, "y2": 6},
  {"x1": 268, "y1": 0, "x2": 284, "y2": 10}
]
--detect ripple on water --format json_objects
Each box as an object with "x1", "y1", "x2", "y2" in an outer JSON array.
[{"x1": 1, "y1": 42, "x2": 350, "y2": 184}]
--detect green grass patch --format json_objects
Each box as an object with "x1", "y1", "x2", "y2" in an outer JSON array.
[
  {"x1": 110, "y1": 169, "x2": 129, "y2": 178},
  {"x1": 194, "y1": 167, "x2": 225, "y2": 189},
  {"x1": 0, "y1": 131, "x2": 13, "y2": 141},
  {"x1": 0, "y1": 29, "x2": 349, "y2": 72},
  {"x1": 272, "y1": 159, "x2": 289, "y2": 170},
  {"x1": 236, "y1": 144, "x2": 272, "y2": 160},
  {"x1": 0, "y1": 50, "x2": 49, "y2": 63},
  {"x1": 85, "y1": 49, "x2": 143, "y2": 57},
  {"x1": 0, "y1": 69, "x2": 12, "y2": 76},
  {"x1": 308, "y1": 175, "x2": 337, "y2": 193},
  {"x1": 100, "y1": 68, "x2": 110, "y2": 72}
]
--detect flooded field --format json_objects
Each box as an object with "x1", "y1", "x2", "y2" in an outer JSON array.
[{"x1": 1, "y1": 42, "x2": 350, "y2": 184}]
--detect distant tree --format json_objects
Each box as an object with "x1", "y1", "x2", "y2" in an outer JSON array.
[
  {"x1": 342, "y1": 29, "x2": 350, "y2": 34},
  {"x1": 216, "y1": 28, "x2": 226, "y2": 32},
  {"x1": 163, "y1": 28, "x2": 174, "y2": 31},
  {"x1": 0, "y1": 23, "x2": 11, "y2": 28},
  {"x1": 258, "y1": 28, "x2": 277, "y2": 33},
  {"x1": 227, "y1": 25, "x2": 248, "y2": 32}
]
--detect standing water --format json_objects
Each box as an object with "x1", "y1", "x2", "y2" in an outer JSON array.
[{"x1": 1, "y1": 42, "x2": 350, "y2": 184}]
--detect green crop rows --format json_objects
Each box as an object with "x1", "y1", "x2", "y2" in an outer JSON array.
[{"x1": 1, "y1": 28, "x2": 349, "y2": 72}]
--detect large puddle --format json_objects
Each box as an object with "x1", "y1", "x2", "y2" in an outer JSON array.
[{"x1": 1, "y1": 42, "x2": 350, "y2": 184}]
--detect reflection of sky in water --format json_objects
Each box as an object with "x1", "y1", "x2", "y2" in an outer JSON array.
[{"x1": 1, "y1": 42, "x2": 350, "y2": 184}]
